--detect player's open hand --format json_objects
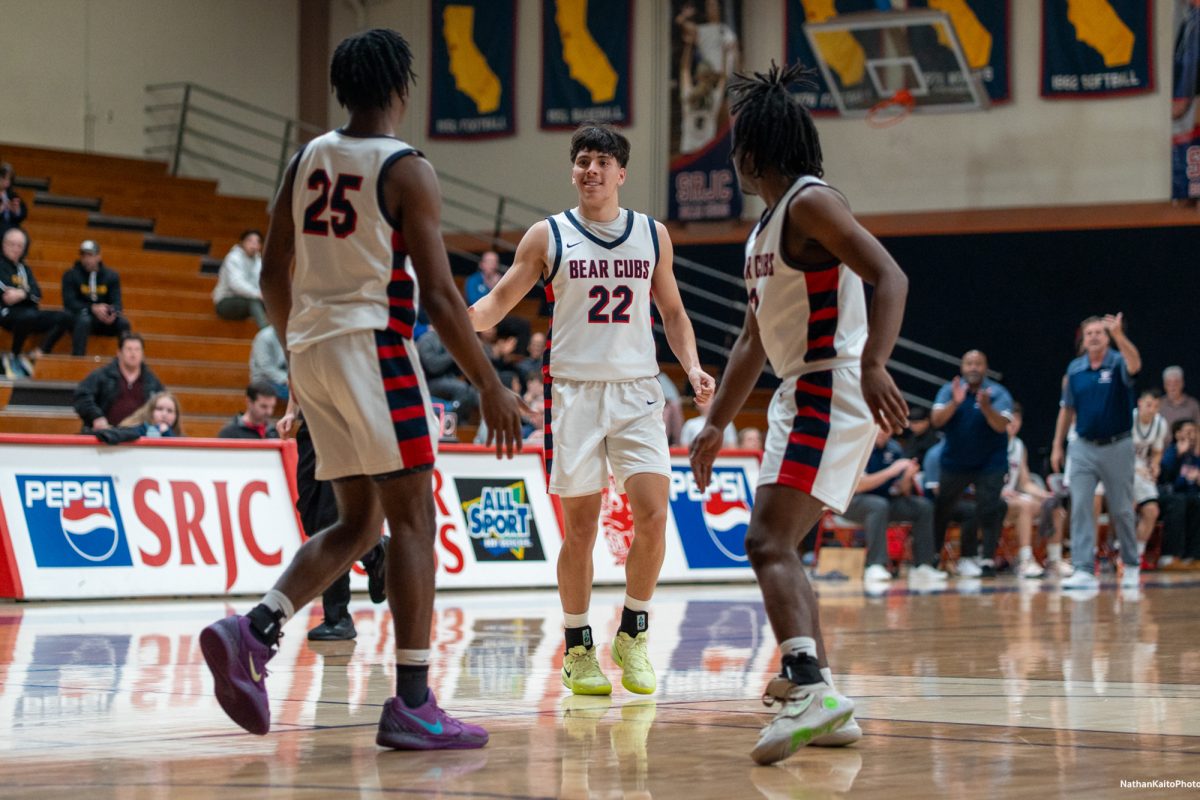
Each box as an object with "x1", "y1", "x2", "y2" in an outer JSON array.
[
  {"x1": 688, "y1": 424, "x2": 724, "y2": 491},
  {"x1": 689, "y1": 367, "x2": 716, "y2": 404},
  {"x1": 481, "y1": 385, "x2": 525, "y2": 459},
  {"x1": 862, "y1": 364, "x2": 908, "y2": 435}
]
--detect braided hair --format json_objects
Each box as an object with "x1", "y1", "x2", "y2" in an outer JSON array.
[
  {"x1": 330, "y1": 29, "x2": 416, "y2": 111},
  {"x1": 728, "y1": 61, "x2": 823, "y2": 181}
]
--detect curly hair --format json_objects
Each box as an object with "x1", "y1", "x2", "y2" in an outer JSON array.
[
  {"x1": 728, "y1": 61, "x2": 823, "y2": 181},
  {"x1": 330, "y1": 28, "x2": 416, "y2": 111}
]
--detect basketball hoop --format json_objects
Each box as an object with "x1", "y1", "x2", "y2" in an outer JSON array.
[{"x1": 865, "y1": 88, "x2": 915, "y2": 128}]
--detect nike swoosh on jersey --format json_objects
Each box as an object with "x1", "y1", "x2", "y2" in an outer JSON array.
[
  {"x1": 248, "y1": 654, "x2": 263, "y2": 683},
  {"x1": 565, "y1": 241, "x2": 582, "y2": 249},
  {"x1": 399, "y1": 709, "x2": 445, "y2": 735}
]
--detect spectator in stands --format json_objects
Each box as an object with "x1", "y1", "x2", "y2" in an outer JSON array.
[
  {"x1": 61, "y1": 239, "x2": 131, "y2": 356},
  {"x1": 842, "y1": 428, "x2": 947, "y2": 583},
  {"x1": 517, "y1": 331, "x2": 546, "y2": 382},
  {"x1": 417, "y1": 327, "x2": 479, "y2": 421},
  {"x1": 897, "y1": 405, "x2": 940, "y2": 465},
  {"x1": 658, "y1": 372, "x2": 685, "y2": 446},
  {"x1": 72, "y1": 332, "x2": 165, "y2": 432},
  {"x1": 0, "y1": 163, "x2": 26, "y2": 237},
  {"x1": 0, "y1": 228, "x2": 70, "y2": 377},
  {"x1": 738, "y1": 426, "x2": 763, "y2": 452},
  {"x1": 1051, "y1": 314, "x2": 1142, "y2": 590},
  {"x1": 212, "y1": 229, "x2": 268, "y2": 329},
  {"x1": 932, "y1": 350, "x2": 1013, "y2": 578},
  {"x1": 1131, "y1": 389, "x2": 1168, "y2": 566},
  {"x1": 465, "y1": 250, "x2": 502, "y2": 305},
  {"x1": 218, "y1": 381, "x2": 280, "y2": 439},
  {"x1": 1159, "y1": 419, "x2": 1200, "y2": 569},
  {"x1": 485, "y1": 318, "x2": 526, "y2": 393},
  {"x1": 118, "y1": 391, "x2": 183, "y2": 437},
  {"x1": 1003, "y1": 403, "x2": 1052, "y2": 578},
  {"x1": 1160, "y1": 366, "x2": 1200, "y2": 429},
  {"x1": 680, "y1": 394, "x2": 736, "y2": 448},
  {"x1": 475, "y1": 380, "x2": 544, "y2": 446},
  {"x1": 250, "y1": 324, "x2": 288, "y2": 402}
]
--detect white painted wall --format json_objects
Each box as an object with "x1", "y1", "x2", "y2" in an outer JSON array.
[{"x1": 0, "y1": 0, "x2": 298, "y2": 198}]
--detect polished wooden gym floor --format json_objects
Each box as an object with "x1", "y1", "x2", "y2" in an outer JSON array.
[{"x1": 1, "y1": 574, "x2": 1198, "y2": 799}]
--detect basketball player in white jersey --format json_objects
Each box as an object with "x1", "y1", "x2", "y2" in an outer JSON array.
[
  {"x1": 690, "y1": 63, "x2": 909, "y2": 765},
  {"x1": 200, "y1": 29, "x2": 524, "y2": 750},
  {"x1": 471, "y1": 123, "x2": 715, "y2": 696}
]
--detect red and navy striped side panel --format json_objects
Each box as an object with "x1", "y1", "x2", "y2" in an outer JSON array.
[
  {"x1": 804, "y1": 266, "x2": 840, "y2": 363},
  {"x1": 777, "y1": 370, "x2": 833, "y2": 493},
  {"x1": 375, "y1": 328, "x2": 433, "y2": 468},
  {"x1": 541, "y1": 284, "x2": 555, "y2": 476},
  {"x1": 386, "y1": 231, "x2": 416, "y2": 339}
]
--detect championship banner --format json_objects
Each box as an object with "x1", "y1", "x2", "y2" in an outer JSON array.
[
  {"x1": 784, "y1": 0, "x2": 879, "y2": 114},
  {"x1": 429, "y1": 0, "x2": 517, "y2": 139},
  {"x1": 909, "y1": 0, "x2": 1010, "y2": 103},
  {"x1": 1172, "y1": 0, "x2": 1200, "y2": 200},
  {"x1": 540, "y1": 0, "x2": 633, "y2": 130},
  {"x1": 1041, "y1": 0, "x2": 1153, "y2": 98},
  {"x1": 668, "y1": 0, "x2": 743, "y2": 221}
]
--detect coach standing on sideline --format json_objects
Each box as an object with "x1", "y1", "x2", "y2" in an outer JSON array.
[{"x1": 1051, "y1": 314, "x2": 1141, "y2": 590}]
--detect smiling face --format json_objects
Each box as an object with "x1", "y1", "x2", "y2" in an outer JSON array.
[{"x1": 572, "y1": 149, "x2": 625, "y2": 205}]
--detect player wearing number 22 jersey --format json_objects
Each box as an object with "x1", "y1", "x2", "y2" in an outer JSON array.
[
  {"x1": 200, "y1": 28, "x2": 523, "y2": 753},
  {"x1": 471, "y1": 123, "x2": 715, "y2": 699}
]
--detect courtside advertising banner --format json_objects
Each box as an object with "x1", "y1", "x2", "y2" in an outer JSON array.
[
  {"x1": 591, "y1": 453, "x2": 760, "y2": 584},
  {"x1": 668, "y1": 0, "x2": 743, "y2": 221},
  {"x1": 1041, "y1": 0, "x2": 1153, "y2": 98},
  {"x1": 429, "y1": 0, "x2": 517, "y2": 139},
  {"x1": 0, "y1": 438, "x2": 304, "y2": 600},
  {"x1": 540, "y1": 0, "x2": 633, "y2": 130}
]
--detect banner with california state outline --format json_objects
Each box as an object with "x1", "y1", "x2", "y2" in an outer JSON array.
[
  {"x1": 540, "y1": 0, "x2": 632, "y2": 130},
  {"x1": 429, "y1": 0, "x2": 516, "y2": 139},
  {"x1": 784, "y1": 0, "x2": 879, "y2": 114},
  {"x1": 1172, "y1": 0, "x2": 1200, "y2": 200},
  {"x1": 1041, "y1": 0, "x2": 1153, "y2": 98}
]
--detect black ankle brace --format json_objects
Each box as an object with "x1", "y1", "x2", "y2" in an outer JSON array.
[{"x1": 780, "y1": 652, "x2": 824, "y2": 686}]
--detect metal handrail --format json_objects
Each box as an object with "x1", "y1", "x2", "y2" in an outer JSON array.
[{"x1": 142, "y1": 82, "x2": 971, "y2": 395}]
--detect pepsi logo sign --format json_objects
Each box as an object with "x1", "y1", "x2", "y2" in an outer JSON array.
[
  {"x1": 669, "y1": 467, "x2": 754, "y2": 568},
  {"x1": 17, "y1": 476, "x2": 133, "y2": 568}
]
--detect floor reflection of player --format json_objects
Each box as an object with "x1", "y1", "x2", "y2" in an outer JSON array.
[{"x1": 559, "y1": 695, "x2": 656, "y2": 799}]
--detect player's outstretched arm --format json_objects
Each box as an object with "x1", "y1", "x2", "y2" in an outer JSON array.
[
  {"x1": 385, "y1": 155, "x2": 525, "y2": 458},
  {"x1": 260, "y1": 155, "x2": 299, "y2": 345},
  {"x1": 689, "y1": 306, "x2": 766, "y2": 490},
  {"x1": 650, "y1": 224, "x2": 714, "y2": 402},
  {"x1": 790, "y1": 188, "x2": 909, "y2": 432},
  {"x1": 469, "y1": 222, "x2": 548, "y2": 331}
]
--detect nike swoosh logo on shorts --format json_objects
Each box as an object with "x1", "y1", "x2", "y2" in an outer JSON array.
[
  {"x1": 400, "y1": 709, "x2": 444, "y2": 735},
  {"x1": 646, "y1": 399, "x2": 655, "y2": 405},
  {"x1": 248, "y1": 655, "x2": 263, "y2": 683}
]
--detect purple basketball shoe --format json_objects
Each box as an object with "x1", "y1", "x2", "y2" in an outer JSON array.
[
  {"x1": 200, "y1": 614, "x2": 275, "y2": 735},
  {"x1": 376, "y1": 691, "x2": 489, "y2": 750}
]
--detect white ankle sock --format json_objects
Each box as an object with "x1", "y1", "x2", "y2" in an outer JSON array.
[
  {"x1": 1019, "y1": 546, "x2": 1032, "y2": 563},
  {"x1": 780, "y1": 636, "x2": 818, "y2": 660},
  {"x1": 1047, "y1": 543, "x2": 1063, "y2": 562},
  {"x1": 563, "y1": 611, "x2": 589, "y2": 629},
  {"x1": 259, "y1": 589, "x2": 294, "y2": 626},
  {"x1": 623, "y1": 593, "x2": 650, "y2": 612},
  {"x1": 395, "y1": 648, "x2": 431, "y2": 666},
  {"x1": 1137, "y1": 541, "x2": 1147, "y2": 556}
]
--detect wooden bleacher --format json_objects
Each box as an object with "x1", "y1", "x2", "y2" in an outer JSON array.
[{"x1": 0, "y1": 143, "x2": 772, "y2": 441}]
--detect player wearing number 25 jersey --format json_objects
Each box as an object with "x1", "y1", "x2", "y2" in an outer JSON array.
[
  {"x1": 200, "y1": 28, "x2": 522, "y2": 753},
  {"x1": 471, "y1": 123, "x2": 715, "y2": 699}
]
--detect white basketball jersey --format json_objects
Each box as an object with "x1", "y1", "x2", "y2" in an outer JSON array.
[
  {"x1": 543, "y1": 207, "x2": 659, "y2": 381},
  {"x1": 288, "y1": 129, "x2": 420, "y2": 352},
  {"x1": 744, "y1": 176, "x2": 868, "y2": 379}
]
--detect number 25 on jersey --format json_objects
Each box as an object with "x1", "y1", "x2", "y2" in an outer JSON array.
[{"x1": 303, "y1": 170, "x2": 362, "y2": 238}]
